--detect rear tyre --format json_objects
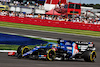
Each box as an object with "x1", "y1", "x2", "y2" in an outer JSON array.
[
  {"x1": 46, "y1": 49, "x2": 56, "y2": 61},
  {"x1": 83, "y1": 51, "x2": 96, "y2": 62},
  {"x1": 17, "y1": 45, "x2": 25, "y2": 54}
]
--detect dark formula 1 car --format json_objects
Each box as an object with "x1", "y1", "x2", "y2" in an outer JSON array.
[{"x1": 16, "y1": 39, "x2": 96, "y2": 62}]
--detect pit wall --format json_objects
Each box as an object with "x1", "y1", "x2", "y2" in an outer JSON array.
[{"x1": 0, "y1": 15, "x2": 100, "y2": 31}]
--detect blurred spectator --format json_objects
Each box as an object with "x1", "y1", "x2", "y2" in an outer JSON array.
[
  {"x1": 54, "y1": 16, "x2": 58, "y2": 20},
  {"x1": 0, "y1": 9, "x2": 100, "y2": 25},
  {"x1": 27, "y1": 1, "x2": 30, "y2": 7},
  {"x1": 9, "y1": 11, "x2": 15, "y2": 17},
  {"x1": 25, "y1": 14, "x2": 29, "y2": 17},
  {"x1": 75, "y1": 18, "x2": 79, "y2": 22},
  {"x1": 84, "y1": 19, "x2": 88, "y2": 24},
  {"x1": 0, "y1": 11, "x2": 8, "y2": 16},
  {"x1": 72, "y1": 19, "x2": 76, "y2": 22},
  {"x1": 65, "y1": 17, "x2": 69, "y2": 22},
  {"x1": 41, "y1": 15, "x2": 45, "y2": 19},
  {"x1": 48, "y1": 15, "x2": 52, "y2": 20},
  {"x1": 98, "y1": 21, "x2": 100, "y2": 24},
  {"x1": 19, "y1": 12, "x2": 24, "y2": 18},
  {"x1": 46, "y1": 15, "x2": 49, "y2": 19},
  {"x1": 29, "y1": 13, "x2": 34, "y2": 18},
  {"x1": 68, "y1": 18, "x2": 72, "y2": 21},
  {"x1": 94, "y1": 20, "x2": 98, "y2": 25},
  {"x1": 58, "y1": 16, "x2": 62, "y2": 21},
  {"x1": 38, "y1": 14, "x2": 41, "y2": 19}
]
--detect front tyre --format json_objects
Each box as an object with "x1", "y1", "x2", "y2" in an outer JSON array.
[
  {"x1": 46, "y1": 49, "x2": 56, "y2": 61},
  {"x1": 17, "y1": 45, "x2": 29, "y2": 58},
  {"x1": 83, "y1": 51, "x2": 96, "y2": 62}
]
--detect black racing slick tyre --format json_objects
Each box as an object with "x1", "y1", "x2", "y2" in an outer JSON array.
[
  {"x1": 83, "y1": 51, "x2": 96, "y2": 62},
  {"x1": 17, "y1": 45, "x2": 29, "y2": 58},
  {"x1": 46, "y1": 49, "x2": 56, "y2": 61}
]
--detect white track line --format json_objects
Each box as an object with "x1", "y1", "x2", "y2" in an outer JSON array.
[{"x1": 0, "y1": 32, "x2": 58, "y2": 41}]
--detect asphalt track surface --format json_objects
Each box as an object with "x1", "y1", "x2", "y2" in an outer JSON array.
[{"x1": 0, "y1": 27, "x2": 100, "y2": 67}]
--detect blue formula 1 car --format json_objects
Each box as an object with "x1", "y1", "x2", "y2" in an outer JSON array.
[{"x1": 16, "y1": 39, "x2": 96, "y2": 62}]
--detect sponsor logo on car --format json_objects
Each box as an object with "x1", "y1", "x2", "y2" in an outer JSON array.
[
  {"x1": 67, "y1": 47, "x2": 72, "y2": 50},
  {"x1": 65, "y1": 42, "x2": 71, "y2": 45}
]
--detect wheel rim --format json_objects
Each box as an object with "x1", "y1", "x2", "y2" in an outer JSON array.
[
  {"x1": 47, "y1": 49, "x2": 56, "y2": 61},
  {"x1": 49, "y1": 50, "x2": 55, "y2": 60},
  {"x1": 90, "y1": 51, "x2": 96, "y2": 62},
  {"x1": 21, "y1": 46, "x2": 29, "y2": 55},
  {"x1": 23, "y1": 48, "x2": 29, "y2": 54}
]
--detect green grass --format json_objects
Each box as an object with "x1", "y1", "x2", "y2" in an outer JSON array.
[
  {"x1": 0, "y1": 45, "x2": 19, "y2": 50},
  {"x1": 0, "y1": 21, "x2": 100, "y2": 36}
]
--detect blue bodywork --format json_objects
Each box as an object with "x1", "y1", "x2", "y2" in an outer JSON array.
[
  {"x1": 22, "y1": 40, "x2": 78, "y2": 58},
  {"x1": 22, "y1": 42, "x2": 57, "y2": 57}
]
